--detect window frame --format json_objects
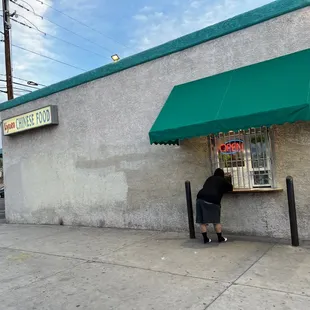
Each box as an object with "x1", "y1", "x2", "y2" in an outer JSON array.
[{"x1": 208, "y1": 127, "x2": 276, "y2": 189}]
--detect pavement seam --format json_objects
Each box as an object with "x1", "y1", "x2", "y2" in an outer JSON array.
[
  {"x1": 1, "y1": 229, "x2": 162, "y2": 263},
  {"x1": 235, "y1": 283, "x2": 310, "y2": 299},
  {"x1": 89, "y1": 259, "x2": 231, "y2": 285},
  {"x1": 0, "y1": 246, "x2": 90, "y2": 262},
  {"x1": 4, "y1": 260, "x2": 87, "y2": 294},
  {"x1": 203, "y1": 242, "x2": 276, "y2": 309},
  {"x1": 231, "y1": 242, "x2": 276, "y2": 283},
  {"x1": 0, "y1": 245, "x2": 231, "y2": 285}
]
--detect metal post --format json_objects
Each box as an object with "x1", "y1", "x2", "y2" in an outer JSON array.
[
  {"x1": 286, "y1": 176, "x2": 299, "y2": 247},
  {"x1": 185, "y1": 181, "x2": 195, "y2": 239}
]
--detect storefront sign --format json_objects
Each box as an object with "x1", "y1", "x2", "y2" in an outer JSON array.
[
  {"x1": 2, "y1": 105, "x2": 58, "y2": 136},
  {"x1": 219, "y1": 139, "x2": 244, "y2": 155}
]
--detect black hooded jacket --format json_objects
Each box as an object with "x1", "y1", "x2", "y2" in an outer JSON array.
[{"x1": 197, "y1": 176, "x2": 233, "y2": 205}]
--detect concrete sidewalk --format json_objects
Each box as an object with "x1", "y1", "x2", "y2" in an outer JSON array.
[{"x1": 0, "y1": 224, "x2": 310, "y2": 309}]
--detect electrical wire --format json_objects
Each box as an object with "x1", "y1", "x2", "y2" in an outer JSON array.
[
  {"x1": 13, "y1": 81, "x2": 39, "y2": 90},
  {"x1": 10, "y1": 0, "x2": 42, "y2": 19},
  {"x1": 0, "y1": 86, "x2": 31, "y2": 93},
  {"x1": 43, "y1": 16, "x2": 115, "y2": 55},
  {"x1": 34, "y1": 0, "x2": 129, "y2": 49},
  {"x1": 11, "y1": 16, "x2": 45, "y2": 34},
  {"x1": 9, "y1": 2, "x2": 118, "y2": 55},
  {"x1": 14, "y1": 77, "x2": 45, "y2": 87},
  {"x1": 11, "y1": 44, "x2": 88, "y2": 71},
  {"x1": 0, "y1": 79, "x2": 40, "y2": 90},
  {"x1": 10, "y1": 15, "x2": 109, "y2": 58},
  {"x1": 0, "y1": 73, "x2": 46, "y2": 87}
]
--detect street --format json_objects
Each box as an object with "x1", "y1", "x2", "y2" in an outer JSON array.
[{"x1": 0, "y1": 224, "x2": 310, "y2": 309}]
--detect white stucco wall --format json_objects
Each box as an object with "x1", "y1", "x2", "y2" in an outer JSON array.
[{"x1": 2, "y1": 7, "x2": 310, "y2": 238}]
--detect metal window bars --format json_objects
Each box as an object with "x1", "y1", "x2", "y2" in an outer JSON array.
[{"x1": 208, "y1": 127, "x2": 274, "y2": 189}]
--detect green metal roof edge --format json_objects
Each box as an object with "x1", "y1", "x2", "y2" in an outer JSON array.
[{"x1": 1, "y1": 0, "x2": 309, "y2": 112}]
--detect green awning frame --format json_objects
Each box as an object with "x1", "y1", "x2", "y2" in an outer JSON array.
[{"x1": 149, "y1": 48, "x2": 310, "y2": 145}]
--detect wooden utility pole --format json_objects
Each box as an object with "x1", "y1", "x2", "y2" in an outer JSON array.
[{"x1": 2, "y1": 0, "x2": 13, "y2": 100}]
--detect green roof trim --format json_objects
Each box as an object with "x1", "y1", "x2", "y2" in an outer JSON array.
[
  {"x1": 149, "y1": 48, "x2": 310, "y2": 144},
  {"x1": 1, "y1": 0, "x2": 310, "y2": 112}
]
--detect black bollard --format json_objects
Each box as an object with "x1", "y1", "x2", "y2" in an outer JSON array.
[
  {"x1": 286, "y1": 176, "x2": 299, "y2": 247},
  {"x1": 185, "y1": 181, "x2": 196, "y2": 239}
]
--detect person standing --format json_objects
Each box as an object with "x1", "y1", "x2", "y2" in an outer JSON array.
[{"x1": 196, "y1": 168, "x2": 233, "y2": 244}]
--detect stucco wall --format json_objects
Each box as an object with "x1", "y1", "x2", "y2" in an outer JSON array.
[
  {"x1": 221, "y1": 122, "x2": 310, "y2": 239},
  {"x1": 2, "y1": 7, "x2": 310, "y2": 238}
]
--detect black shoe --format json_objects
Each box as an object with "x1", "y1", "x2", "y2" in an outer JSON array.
[
  {"x1": 202, "y1": 232, "x2": 212, "y2": 244},
  {"x1": 218, "y1": 237, "x2": 228, "y2": 243}
]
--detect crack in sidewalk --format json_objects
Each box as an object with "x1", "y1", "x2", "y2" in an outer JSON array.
[{"x1": 203, "y1": 242, "x2": 276, "y2": 309}]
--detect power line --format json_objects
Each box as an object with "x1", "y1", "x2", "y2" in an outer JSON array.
[
  {"x1": 13, "y1": 81, "x2": 39, "y2": 89},
  {"x1": 43, "y1": 16, "x2": 115, "y2": 55},
  {"x1": 10, "y1": 14, "x2": 109, "y2": 59},
  {"x1": 9, "y1": 1, "x2": 117, "y2": 55},
  {"x1": 34, "y1": 0, "x2": 128, "y2": 49},
  {"x1": 10, "y1": 0, "x2": 42, "y2": 19},
  {"x1": 0, "y1": 79, "x2": 40, "y2": 89},
  {"x1": 0, "y1": 89, "x2": 25, "y2": 96},
  {"x1": 0, "y1": 73, "x2": 46, "y2": 86},
  {"x1": 10, "y1": 44, "x2": 88, "y2": 71},
  {"x1": 0, "y1": 86, "x2": 31, "y2": 92},
  {"x1": 11, "y1": 15, "x2": 45, "y2": 34},
  {"x1": 44, "y1": 31, "x2": 108, "y2": 59},
  {"x1": 13, "y1": 76, "x2": 45, "y2": 87}
]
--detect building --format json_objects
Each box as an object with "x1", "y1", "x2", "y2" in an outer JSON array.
[{"x1": 1, "y1": 0, "x2": 310, "y2": 239}]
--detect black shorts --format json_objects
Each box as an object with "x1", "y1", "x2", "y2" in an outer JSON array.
[{"x1": 196, "y1": 199, "x2": 221, "y2": 224}]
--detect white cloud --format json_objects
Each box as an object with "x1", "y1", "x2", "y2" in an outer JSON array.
[
  {"x1": 130, "y1": 0, "x2": 273, "y2": 51},
  {"x1": 0, "y1": 0, "x2": 275, "y2": 103},
  {"x1": 190, "y1": 1, "x2": 203, "y2": 9},
  {"x1": 133, "y1": 14, "x2": 149, "y2": 22},
  {"x1": 0, "y1": 0, "x2": 57, "y2": 101},
  {"x1": 0, "y1": 0, "x2": 102, "y2": 103},
  {"x1": 58, "y1": 0, "x2": 97, "y2": 23}
]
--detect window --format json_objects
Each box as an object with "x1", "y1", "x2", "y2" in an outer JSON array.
[{"x1": 209, "y1": 127, "x2": 275, "y2": 189}]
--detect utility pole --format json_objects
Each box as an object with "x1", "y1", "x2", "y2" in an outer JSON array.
[{"x1": 2, "y1": 0, "x2": 13, "y2": 100}]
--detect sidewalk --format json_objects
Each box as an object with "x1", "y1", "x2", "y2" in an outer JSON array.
[{"x1": 0, "y1": 224, "x2": 310, "y2": 309}]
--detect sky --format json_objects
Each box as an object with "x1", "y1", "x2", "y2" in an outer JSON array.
[{"x1": 0, "y1": 0, "x2": 274, "y2": 146}]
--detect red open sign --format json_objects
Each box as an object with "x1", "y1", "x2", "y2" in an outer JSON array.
[{"x1": 219, "y1": 139, "x2": 244, "y2": 155}]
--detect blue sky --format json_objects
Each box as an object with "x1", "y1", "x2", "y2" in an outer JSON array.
[
  {"x1": 0, "y1": 0, "x2": 274, "y2": 101},
  {"x1": 0, "y1": 0, "x2": 275, "y2": 147}
]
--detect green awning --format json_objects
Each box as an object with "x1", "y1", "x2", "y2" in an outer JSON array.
[{"x1": 149, "y1": 48, "x2": 310, "y2": 145}]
